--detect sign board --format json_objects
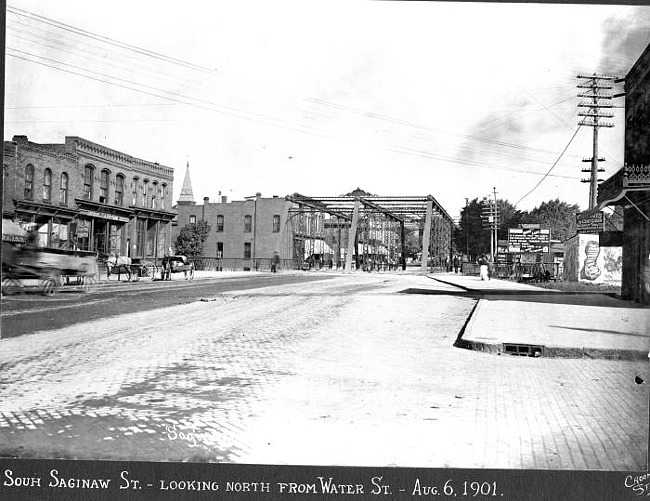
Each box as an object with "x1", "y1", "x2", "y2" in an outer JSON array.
[
  {"x1": 576, "y1": 211, "x2": 604, "y2": 234},
  {"x1": 508, "y1": 227, "x2": 550, "y2": 253},
  {"x1": 79, "y1": 210, "x2": 130, "y2": 223}
]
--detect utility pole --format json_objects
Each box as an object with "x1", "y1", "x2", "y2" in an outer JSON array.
[
  {"x1": 464, "y1": 198, "x2": 469, "y2": 260},
  {"x1": 577, "y1": 74, "x2": 616, "y2": 209},
  {"x1": 480, "y1": 191, "x2": 499, "y2": 260}
]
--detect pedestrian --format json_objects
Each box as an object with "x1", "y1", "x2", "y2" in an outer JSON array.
[
  {"x1": 453, "y1": 255, "x2": 460, "y2": 274},
  {"x1": 478, "y1": 255, "x2": 489, "y2": 281},
  {"x1": 271, "y1": 251, "x2": 280, "y2": 273}
]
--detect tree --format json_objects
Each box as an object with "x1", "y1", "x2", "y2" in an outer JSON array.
[
  {"x1": 174, "y1": 220, "x2": 211, "y2": 258},
  {"x1": 454, "y1": 198, "x2": 490, "y2": 260},
  {"x1": 520, "y1": 199, "x2": 579, "y2": 242}
]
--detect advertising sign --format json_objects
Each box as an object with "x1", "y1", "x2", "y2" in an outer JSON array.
[
  {"x1": 576, "y1": 211, "x2": 604, "y2": 234},
  {"x1": 508, "y1": 227, "x2": 550, "y2": 253}
]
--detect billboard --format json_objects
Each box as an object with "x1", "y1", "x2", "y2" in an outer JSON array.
[{"x1": 507, "y1": 226, "x2": 550, "y2": 253}]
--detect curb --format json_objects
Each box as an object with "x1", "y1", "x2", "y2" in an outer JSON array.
[{"x1": 452, "y1": 290, "x2": 648, "y2": 361}]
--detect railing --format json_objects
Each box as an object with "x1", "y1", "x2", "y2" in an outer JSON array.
[{"x1": 190, "y1": 257, "x2": 296, "y2": 272}]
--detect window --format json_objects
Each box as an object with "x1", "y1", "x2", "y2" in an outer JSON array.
[
  {"x1": 24, "y1": 164, "x2": 34, "y2": 200},
  {"x1": 244, "y1": 242, "x2": 251, "y2": 259},
  {"x1": 161, "y1": 184, "x2": 167, "y2": 210},
  {"x1": 43, "y1": 168, "x2": 52, "y2": 202},
  {"x1": 99, "y1": 170, "x2": 110, "y2": 203},
  {"x1": 60, "y1": 172, "x2": 68, "y2": 205},
  {"x1": 216, "y1": 215, "x2": 224, "y2": 232},
  {"x1": 114, "y1": 175, "x2": 124, "y2": 206},
  {"x1": 216, "y1": 242, "x2": 223, "y2": 258},
  {"x1": 272, "y1": 214, "x2": 281, "y2": 233},
  {"x1": 83, "y1": 165, "x2": 94, "y2": 200},
  {"x1": 151, "y1": 182, "x2": 158, "y2": 209},
  {"x1": 132, "y1": 178, "x2": 139, "y2": 206},
  {"x1": 189, "y1": 215, "x2": 196, "y2": 225},
  {"x1": 244, "y1": 215, "x2": 252, "y2": 233},
  {"x1": 142, "y1": 180, "x2": 149, "y2": 207}
]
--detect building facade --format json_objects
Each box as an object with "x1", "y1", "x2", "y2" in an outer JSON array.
[
  {"x1": 2, "y1": 135, "x2": 175, "y2": 261},
  {"x1": 596, "y1": 43, "x2": 650, "y2": 304},
  {"x1": 173, "y1": 190, "x2": 292, "y2": 270}
]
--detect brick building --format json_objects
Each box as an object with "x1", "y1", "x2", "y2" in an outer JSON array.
[
  {"x1": 2, "y1": 135, "x2": 175, "y2": 261},
  {"x1": 596, "y1": 43, "x2": 650, "y2": 304},
  {"x1": 172, "y1": 167, "x2": 292, "y2": 270}
]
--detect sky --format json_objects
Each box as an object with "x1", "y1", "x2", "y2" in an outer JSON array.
[{"x1": 4, "y1": 1, "x2": 650, "y2": 218}]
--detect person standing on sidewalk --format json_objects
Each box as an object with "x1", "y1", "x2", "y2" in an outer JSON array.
[
  {"x1": 453, "y1": 255, "x2": 460, "y2": 273},
  {"x1": 478, "y1": 255, "x2": 489, "y2": 280}
]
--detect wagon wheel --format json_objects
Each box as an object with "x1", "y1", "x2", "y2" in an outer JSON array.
[
  {"x1": 41, "y1": 276, "x2": 58, "y2": 296},
  {"x1": 1, "y1": 278, "x2": 21, "y2": 296},
  {"x1": 81, "y1": 275, "x2": 98, "y2": 294},
  {"x1": 145, "y1": 264, "x2": 157, "y2": 281}
]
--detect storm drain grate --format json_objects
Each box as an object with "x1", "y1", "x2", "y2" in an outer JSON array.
[{"x1": 503, "y1": 344, "x2": 543, "y2": 357}]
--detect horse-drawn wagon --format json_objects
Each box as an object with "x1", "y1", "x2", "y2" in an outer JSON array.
[
  {"x1": 160, "y1": 255, "x2": 194, "y2": 281},
  {"x1": 2, "y1": 243, "x2": 99, "y2": 296},
  {"x1": 105, "y1": 255, "x2": 158, "y2": 282}
]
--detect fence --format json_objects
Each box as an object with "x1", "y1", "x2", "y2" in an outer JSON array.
[
  {"x1": 190, "y1": 257, "x2": 298, "y2": 272},
  {"x1": 461, "y1": 261, "x2": 560, "y2": 281}
]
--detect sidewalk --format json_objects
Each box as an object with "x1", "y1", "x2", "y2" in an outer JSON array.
[{"x1": 432, "y1": 273, "x2": 650, "y2": 360}]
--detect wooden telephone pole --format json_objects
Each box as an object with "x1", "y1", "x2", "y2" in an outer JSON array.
[{"x1": 577, "y1": 74, "x2": 616, "y2": 209}]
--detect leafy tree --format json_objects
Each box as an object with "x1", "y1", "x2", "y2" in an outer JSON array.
[
  {"x1": 454, "y1": 198, "x2": 490, "y2": 260},
  {"x1": 520, "y1": 199, "x2": 579, "y2": 241},
  {"x1": 174, "y1": 220, "x2": 211, "y2": 258}
]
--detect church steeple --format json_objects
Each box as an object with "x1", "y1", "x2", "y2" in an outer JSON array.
[{"x1": 177, "y1": 161, "x2": 196, "y2": 205}]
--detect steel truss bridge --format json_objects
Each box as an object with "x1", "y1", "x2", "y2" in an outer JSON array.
[{"x1": 282, "y1": 193, "x2": 454, "y2": 274}]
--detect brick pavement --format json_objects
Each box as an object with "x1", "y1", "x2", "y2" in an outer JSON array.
[{"x1": 0, "y1": 273, "x2": 647, "y2": 469}]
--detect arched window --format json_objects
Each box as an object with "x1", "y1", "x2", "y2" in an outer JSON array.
[
  {"x1": 272, "y1": 214, "x2": 281, "y2": 233},
  {"x1": 60, "y1": 172, "x2": 69, "y2": 205},
  {"x1": 151, "y1": 181, "x2": 158, "y2": 209},
  {"x1": 132, "y1": 177, "x2": 139, "y2": 206},
  {"x1": 24, "y1": 164, "x2": 34, "y2": 200},
  {"x1": 142, "y1": 180, "x2": 149, "y2": 207},
  {"x1": 99, "y1": 169, "x2": 110, "y2": 203},
  {"x1": 43, "y1": 168, "x2": 52, "y2": 202},
  {"x1": 114, "y1": 175, "x2": 124, "y2": 206},
  {"x1": 216, "y1": 215, "x2": 224, "y2": 232},
  {"x1": 161, "y1": 183, "x2": 167, "y2": 210},
  {"x1": 83, "y1": 165, "x2": 94, "y2": 200}
]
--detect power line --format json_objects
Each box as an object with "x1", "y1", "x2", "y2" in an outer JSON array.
[{"x1": 514, "y1": 127, "x2": 582, "y2": 208}]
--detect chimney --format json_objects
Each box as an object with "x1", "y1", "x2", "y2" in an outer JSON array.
[
  {"x1": 203, "y1": 196, "x2": 209, "y2": 203},
  {"x1": 221, "y1": 196, "x2": 228, "y2": 204}
]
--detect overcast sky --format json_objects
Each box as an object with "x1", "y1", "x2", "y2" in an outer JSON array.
[{"x1": 5, "y1": 1, "x2": 650, "y2": 217}]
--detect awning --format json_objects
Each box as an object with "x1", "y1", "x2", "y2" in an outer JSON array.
[{"x1": 2, "y1": 219, "x2": 27, "y2": 243}]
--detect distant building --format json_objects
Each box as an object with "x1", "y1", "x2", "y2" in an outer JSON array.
[
  {"x1": 596, "y1": 43, "x2": 650, "y2": 304},
  {"x1": 2, "y1": 135, "x2": 175, "y2": 261},
  {"x1": 172, "y1": 166, "x2": 291, "y2": 270}
]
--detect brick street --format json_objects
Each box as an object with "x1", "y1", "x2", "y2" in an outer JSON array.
[{"x1": 0, "y1": 272, "x2": 646, "y2": 470}]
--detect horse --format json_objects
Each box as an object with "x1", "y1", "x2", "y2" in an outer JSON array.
[{"x1": 105, "y1": 254, "x2": 132, "y2": 280}]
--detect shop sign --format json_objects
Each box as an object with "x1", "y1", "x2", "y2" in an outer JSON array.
[
  {"x1": 508, "y1": 227, "x2": 550, "y2": 253},
  {"x1": 79, "y1": 210, "x2": 130, "y2": 223},
  {"x1": 576, "y1": 211, "x2": 604, "y2": 234},
  {"x1": 75, "y1": 220, "x2": 90, "y2": 238}
]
